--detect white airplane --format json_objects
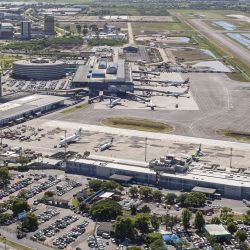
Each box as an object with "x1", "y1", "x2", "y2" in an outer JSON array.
[
  {"x1": 146, "y1": 98, "x2": 157, "y2": 110},
  {"x1": 108, "y1": 98, "x2": 122, "y2": 108},
  {"x1": 166, "y1": 86, "x2": 190, "y2": 98},
  {"x1": 59, "y1": 128, "x2": 82, "y2": 146},
  {"x1": 169, "y1": 78, "x2": 190, "y2": 87},
  {"x1": 97, "y1": 138, "x2": 114, "y2": 151}
]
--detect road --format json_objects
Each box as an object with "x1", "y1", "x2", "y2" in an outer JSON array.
[
  {"x1": 127, "y1": 22, "x2": 134, "y2": 44},
  {"x1": 158, "y1": 48, "x2": 169, "y2": 63},
  {"x1": 190, "y1": 19, "x2": 250, "y2": 65}
]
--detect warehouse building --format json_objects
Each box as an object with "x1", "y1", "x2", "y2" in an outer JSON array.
[
  {"x1": 66, "y1": 158, "x2": 250, "y2": 199},
  {"x1": 12, "y1": 59, "x2": 65, "y2": 80},
  {"x1": 0, "y1": 94, "x2": 66, "y2": 126},
  {"x1": 71, "y1": 57, "x2": 133, "y2": 95}
]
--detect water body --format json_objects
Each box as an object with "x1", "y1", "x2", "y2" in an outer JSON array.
[
  {"x1": 227, "y1": 33, "x2": 250, "y2": 49},
  {"x1": 213, "y1": 21, "x2": 236, "y2": 31},
  {"x1": 201, "y1": 49, "x2": 216, "y2": 59}
]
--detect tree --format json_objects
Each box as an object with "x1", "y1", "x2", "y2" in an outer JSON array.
[
  {"x1": 146, "y1": 232, "x2": 162, "y2": 244},
  {"x1": 194, "y1": 210, "x2": 205, "y2": 232},
  {"x1": 0, "y1": 167, "x2": 10, "y2": 187},
  {"x1": 177, "y1": 193, "x2": 188, "y2": 207},
  {"x1": 235, "y1": 229, "x2": 247, "y2": 242},
  {"x1": 18, "y1": 189, "x2": 28, "y2": 199},
  {"x1": 135, "y1": 213, "x2": 151, "y2": 235},
  {"x1": 227, "y1": 222, "x2": 238, "y2": 234},
  {"x1": 151, "y1": 214, "x2": 160, "y2": 231},
  {"x1": 220, "y1": 207, "x2": 234, "y2": 223},
  {"x1": 130, "y1": 205, "x2": 137, "y2": 215},
  {"x1": 90, "y1": 200, "x2": 122, "y2": 221},
  {"x1": 165, "y1": 193, "x2": 177, "y2": 205},
  {"x1": 0, "y1": 213, "x2": 12, "y2": 224},
  {"x1": 11, "y1": 198, "x2": 30, "y2": 216},
  {"x1": 129, "y1": 186, "x2": 139, "y2": 198},
  {"x1": 140, "y1": 205, "x2": 151, "y2": 214},
  {"x1": 76, "y1": 24, "x2": 81, "y2": 35},
  {"x1": 244, "y1": 209, "x2": 250, "y2": 222},
  {"x1": 44, "y1": 191, "x2": 54, "y2": 197},
  {"x1": 127, "y1": 247, "x2": 142, "y2": 250},
  {"x1": 152, "y1": 190, "x2": 163, "y2": 202},
  {"x1": 17, "y1": 155, "x2": 29, "y2": 167},
  {"x1": 150, "y1": 238, "x2": 167, "y2": 250},
  {"x1": 211, "y1": 216, "x2": 221, "y2": 224},
  {"x1": 22, "y1": 212, "x2": 38, "y2": 231},
  {"x1": 182, "y1": 208, "x2": 192, "y2": 229},
  {"x1": 139, "y1": 186, "x2": 153, "y2": 200},
  {"x1": 114, "y1": 216, "x2": 135, "y2": 240},
  {"x1": 184, "y1": 192, "x2": 206, "y2": 207},
  {"x1": 88, "y1": 179, "x2": 103, "y2": 191}
]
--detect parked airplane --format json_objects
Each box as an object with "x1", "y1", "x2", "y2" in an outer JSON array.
[
  {"x1": 146, "y1": 98, "x2": 157, "y2": 110},
  {"x1": 97, "y1": 138, "x2": 114, "y2": 151},
  {"x1": 181, "y1": 144, "x2": 204, "y2": 162},
  {"x1": 108, "y1": 98, "x2": 122, "y2": 108},
  {"x1": 166, "y1": 86, "x2": 190, "y2": 98},
  {"x1": 59, "y1": 129, "x2": 82, "y2": 146}
]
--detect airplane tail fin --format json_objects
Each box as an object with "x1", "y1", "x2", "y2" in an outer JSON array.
[
  {"x1": 184, "y1": 78, "x2": 190, "y2": 84},
  {"x1": 76, "y1": 128, "x2": 82, "y2": 136},
  {"x1": 184, "y1": 86, "x2": 190, "y2": 94}
]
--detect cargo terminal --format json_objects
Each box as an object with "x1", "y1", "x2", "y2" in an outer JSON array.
[{"x1": 0, "y1": 94, "x2": 66, "y2": 126}]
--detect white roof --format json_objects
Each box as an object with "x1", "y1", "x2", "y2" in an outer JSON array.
[{"x1": 99, "y1": 192, "x2": 114, "y2": 198}]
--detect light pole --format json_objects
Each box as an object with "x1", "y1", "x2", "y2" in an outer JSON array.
[{"x1": 3, "y1": 236, "x2": 6, "y2": 250}]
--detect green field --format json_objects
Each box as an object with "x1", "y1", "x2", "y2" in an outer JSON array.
[
  {"x1": 217, "y1": 129, "x2": 250, "y2": 142},
  {"x1": 0, "y1": 236, "x2": 33, "y2": 250},
  {"x1": 172, "y1": 48, "x2": 213, "y2": 61},
  {"x1": 102, "y1": 117, "x2": 174, "y2": 133},
  {"x1": 61, "y1": 103, "x2": 89, "y2": 114},
  {"x1": 132, "y1": 21, "x2": 192, "y2": 35},
  {"x1": 170, "y1": 9, "x2": 247, "y2": 19}
]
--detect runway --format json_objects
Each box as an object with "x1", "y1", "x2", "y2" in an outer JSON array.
[{"x1": 190, "y1": 19, "x2": 250, "y2": 65}]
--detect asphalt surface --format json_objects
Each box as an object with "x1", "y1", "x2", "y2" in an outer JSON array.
[
  {"x1": 47, "y1": 73, "x2": 250, "y2": 142},
  {"x1": 190, "y1": 19, "x2": 250, "y2": 65}
]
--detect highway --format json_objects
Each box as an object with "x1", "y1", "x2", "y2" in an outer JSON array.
[{"x1": 190, "y1": 19, "x2": 250, "y2": 65}]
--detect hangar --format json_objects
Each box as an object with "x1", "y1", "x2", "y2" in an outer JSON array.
[{"x1": 0, "y1": 94, "x2": 66, "y2": 126}]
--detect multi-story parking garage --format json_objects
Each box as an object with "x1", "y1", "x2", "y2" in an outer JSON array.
[{"x1": 12, "y1": 59, "x2": 65, "y2": 80}]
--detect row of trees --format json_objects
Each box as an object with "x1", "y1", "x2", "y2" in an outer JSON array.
[
  {"x1": 129, "y1": 186, "x2": 206, "y2": 207},
  {"x1": 88, "y1": 179, "x2": 123, "y2": 191}
]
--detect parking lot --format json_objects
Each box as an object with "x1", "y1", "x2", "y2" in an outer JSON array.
[{"x1": 2, "y1": 78, "x2": 70, "y2": 95}]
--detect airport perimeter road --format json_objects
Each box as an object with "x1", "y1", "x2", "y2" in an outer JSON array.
[
  {"x1": 190, "y1": 19, "x2": 250, "y2": 65},
  {"x1": 127, "y1": 22, "x2": 134, "y2": 44}
]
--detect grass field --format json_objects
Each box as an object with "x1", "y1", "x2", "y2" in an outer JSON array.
[
  {"x1": 102, "y1": 117, "x2": 174, "y2": 133},
  {"x1": 217, "y1": 129, "x2": 250, "y2": 142},
  {"x1": 71, "y1": 197, "x2": 80, "y2": 208},
  {"x1": 172, "y1": 48, "x2": 213, "y2": 61},
  {"x1": 0, "y1": 236, "x2": 33, "y2": 250},
  {"x1": 132, "y1": 21, "x2": 191, "y2": 35},
  {"x1": 61, "y1": 103, "x2": 89, "y2": 114},
  {"x1": 170, "y1": 9, "x2": 247, "y2": 19}
]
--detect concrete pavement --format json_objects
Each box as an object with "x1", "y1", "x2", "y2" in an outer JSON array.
[{"x1": 190, "y1": 19, "x2": 250, "y2": 66}]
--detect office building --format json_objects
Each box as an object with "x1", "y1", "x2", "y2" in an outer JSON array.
[
  {"x1": 21, "y1": 21, "x2": 31, "y2": 39},
  {"x1": 44, "y1": 15, "x2": 55, "y2": 35}
]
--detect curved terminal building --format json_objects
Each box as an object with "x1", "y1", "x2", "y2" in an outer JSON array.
[{"x1": 13, "y1": 59, "x2": 65, "y2": 80}]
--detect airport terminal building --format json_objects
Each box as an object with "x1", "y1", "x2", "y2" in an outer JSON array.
[
  {"x1": 0, "y1": 94, "x2": 66, "y2": 126},
  {"x1": 66, "y1": 158, "x2": 250, "y2": 199},
  {"x1": 71, "y1": 57, "x2": 133, "y2": 96}
]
